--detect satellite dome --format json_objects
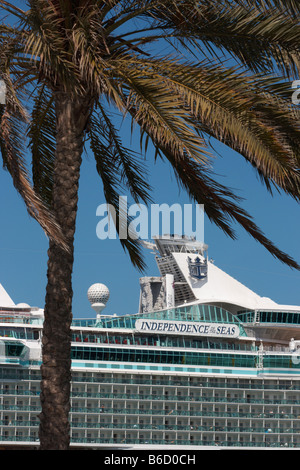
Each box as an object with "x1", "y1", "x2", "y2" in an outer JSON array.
[
  {"x1": 87, "y1": 283, "x2": 110, "y2": 303},
  {"x1": 16, "y1": 303, "x2": 30, "y2": 309},
  {"x1": 87, "y1": 283, "x2": 110, "y2": 315}
]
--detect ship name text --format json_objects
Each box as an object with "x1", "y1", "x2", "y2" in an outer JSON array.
[{"x1": 135, "y1": 319, "x2": 239, "y2": 338}]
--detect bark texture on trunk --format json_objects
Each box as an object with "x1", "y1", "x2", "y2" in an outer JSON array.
[{"x1": 39, "y1": 93, "x2": 91, "y2": 450}]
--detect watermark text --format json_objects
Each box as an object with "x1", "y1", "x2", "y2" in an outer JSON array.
[
  {"x1": 0, "y1": 80, "x2": 6, "y2": 105},
  {"x1": 96, "y1": 197, "x2": 204, "y2": 242}
]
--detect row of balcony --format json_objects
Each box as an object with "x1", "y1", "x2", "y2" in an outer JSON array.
[
  {"x1": 1, "y1": 369, "x2": 300, "y2": 391},
  {"x1": 70, "y1": 407, "x2": 300, "y2": 419},
  {"x1": 71, "y1": 392, "x2": 300, "y2": 405},
  {"x1": 0, "y1": 435, "x2": 297, "y2": 448},
  {"x1": 0, "y1": 404, "x2": 299, "y2": 419},
  {"x1": 70, "y1": 376, "x2": 300, "y2": 390},
  {"x1": 0, "y1": 420, "x2": 298, "y2": 434},
  {"x1": 1, "y1": 389, "x2": 299, "y2": 406}
]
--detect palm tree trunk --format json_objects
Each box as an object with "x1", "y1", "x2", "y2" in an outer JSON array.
[{"x1": 38, "y1": 92, "x2": 91, "y2": 450}]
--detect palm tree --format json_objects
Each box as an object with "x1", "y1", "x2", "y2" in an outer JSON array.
[{"x1": 1, "y1": 0, "x2": 300, "y2": 450}]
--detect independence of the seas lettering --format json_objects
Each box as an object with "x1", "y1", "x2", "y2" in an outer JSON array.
[{"x1": 135, "y1": 319, "x2": 239, "y2": 338}]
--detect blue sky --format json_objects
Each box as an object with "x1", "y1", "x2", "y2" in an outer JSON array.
[
  {"x1": 1, "y1": 1, "x2": 300, "y2": 318},
  {"x1": 1, "y1": 131, "x2": 300, "y2": 319}
]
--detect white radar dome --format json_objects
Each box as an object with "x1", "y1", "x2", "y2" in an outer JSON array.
[{"x1": 87, "y1": 283, "x2": 110, "y2": 316}]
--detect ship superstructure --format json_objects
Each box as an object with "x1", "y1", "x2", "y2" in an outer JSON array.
[{"x1": 0, "y1": 235, "x2": 300, "y2": 449}]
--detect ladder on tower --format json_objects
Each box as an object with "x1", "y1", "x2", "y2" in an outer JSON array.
[{"x1": 254, "y1": 310, "x2": 260, "y2": 323}]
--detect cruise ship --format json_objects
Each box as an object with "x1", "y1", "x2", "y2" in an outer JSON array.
[{"x1": 1, "y1": 235, "x2": 300, "y2": 450}]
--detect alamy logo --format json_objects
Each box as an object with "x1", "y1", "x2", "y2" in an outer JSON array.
[
  {"x1": 0, "y1": 80, "x2": 6, "y2": 105},
  {"x1": 291, "y1": 350, "x2": 300, "y2": 365},
  {"x1": 96, "y1": 196, "x2": 204, "y2": 242},
  {"x1": 292, "y1": 80, "x2": 300, "y2": 105},
  {"x1": 0, "y1": 339, "x2": 5, "y2": 362},
  {"x1": 289, "y1": 339, "x2": 300, "y2": 365}
]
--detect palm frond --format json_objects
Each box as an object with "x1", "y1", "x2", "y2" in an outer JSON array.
[
  {"x1": 161, "y1": 61, "x2": 300, "y2": 196},
  {"x1": 235, "y1": 0, "x2": 299, "y2": 18},
  {"x1": 27, "y1": 84, "x2": 56, "y2": 209},
  {"x1": 88, "y1": 103, "x2": 152, "y2": 271},
  {"x1": 0, "y1": 78, "x2": 66, "y2": 250},
  {"x1": 0, "y1": 0, "x2": 27, "y2": 20},
  {"x1": 93, "y1": 102, "x2": 153, "y2": 204},
  {"x1": 1, "y1": 0, "x2": 300, "y2": 270},
  {"x1": 149, "y1": 0, "x2": 300, "y2": 79},
  {"x1": 112, "y1": 57, "x2": 300, "y2": 198},
  {"x1": 108, "y1": 57, "x2": 300, "y2": 269},
  {"x1": 161, "y1": 149, "x2": 300, "y2": 270},
  {"x1": 110, "y1": 57, "x2": 213, "y2": 166}
]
